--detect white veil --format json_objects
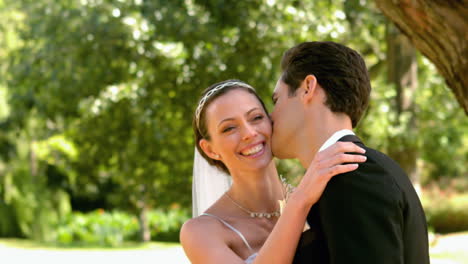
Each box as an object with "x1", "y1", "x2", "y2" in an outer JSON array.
[{"x1": 192, "y1": 148, "x2": 232, "y2": 217}]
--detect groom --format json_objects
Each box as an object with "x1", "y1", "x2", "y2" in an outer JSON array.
[{"x1": 270, "y1": 41, "x2": 430, "y2": 263}]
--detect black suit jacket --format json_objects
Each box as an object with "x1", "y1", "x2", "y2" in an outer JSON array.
[{"x1": 293, "y1": 135, "x2": 430, "y2": 264}]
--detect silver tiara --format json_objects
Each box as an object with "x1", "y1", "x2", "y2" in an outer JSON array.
[{"x1": 195, "y1": 81, "x2": 254, "y2": 129}]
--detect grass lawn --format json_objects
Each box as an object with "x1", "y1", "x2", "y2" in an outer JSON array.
[
  {"x1": 0, "y1": 239, "x2": 189, "y2": 264},
  {"x1": 0, "y1": 238, "x2": 180, "y2": 251},
  {"x1": 0, "y1": 231, "x2": 467, "y2": 264}
]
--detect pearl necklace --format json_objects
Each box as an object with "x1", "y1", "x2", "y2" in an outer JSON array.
[{"x1": 224, "y1": 177, "x2": 294, "y2": 218}]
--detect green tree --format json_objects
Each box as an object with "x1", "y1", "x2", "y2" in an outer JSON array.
[
  {"x1": 1, "y1": 0, "x2": 466, "y2": 242},
  {"x1": 376, "y1": 0, "x2": 468, "y2": 114}
]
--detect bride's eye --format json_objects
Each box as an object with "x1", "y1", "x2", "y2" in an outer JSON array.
[
  {"x1": 222, "y1": 126, "x2": 235, "y2": 133},
  {"x1": 253, "y1": 115, "x2": 264, "y2": 121}
]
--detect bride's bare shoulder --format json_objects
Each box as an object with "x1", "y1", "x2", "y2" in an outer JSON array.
[
  {"x1": 180, "y1": 213, "x2": 245, "y2": 263},
  {"x1": 180, "y1": 214, "x2": 224, "y2": 244}
]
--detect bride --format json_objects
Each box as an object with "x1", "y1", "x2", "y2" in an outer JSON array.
[{"x1": 180, "y1": 80, "x2": 366, "y2": 263}]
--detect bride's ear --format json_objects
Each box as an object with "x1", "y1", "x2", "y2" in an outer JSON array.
[{"x1": 199, "y1": 139, "x2": 221, "y2": 160}]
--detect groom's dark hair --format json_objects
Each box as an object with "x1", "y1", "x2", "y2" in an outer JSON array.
[{"x1": 281, "y1": 41, "x2": 371, "y2": 127}]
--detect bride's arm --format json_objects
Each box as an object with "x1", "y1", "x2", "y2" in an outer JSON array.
[
  {"x1": 253, "y1": 141, "x2": 366, "y2": 264},
  {"x1": 181, "y1": 141, "x2": 366, "y2": 264}
]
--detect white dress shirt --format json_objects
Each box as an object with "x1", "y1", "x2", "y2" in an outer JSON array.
[{"x1": 318, "y1": 129, "x2": 355, "y2": 152}]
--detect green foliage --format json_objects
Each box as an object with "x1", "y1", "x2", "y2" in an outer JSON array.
[
  {"x1": 0, "y1": 200, "x2": 22, "y2": 237},
  {"x1": 356, "y1": 56, "x2": 468, "y2": 182},
  {"x1": 52, "y1": 208, "x2": 189, "y2": 246},
  {"x1": 0, "y1": 0, "x2": 466, "y2": 243},
  {"x1": 148, "y1": 208, "x2": 190, "y2": 242},
  {"x1": 424, "y1": 194, "x2": 468, "y2": 233},
  {"x1": 0, "y1": 124, "x2": 71, "y2": 240},
  {"x1": 54, "y1": 209, "x2": 139, "y2": 247},
  {"x1": 423, "y1": 181, "x2": 468, "y2": 233}
]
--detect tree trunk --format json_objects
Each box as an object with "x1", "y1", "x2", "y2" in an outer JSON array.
[
  {"x1": 386, "y1": 23, "x2": 421, "y2": 193},
  {"x1": 138, "y1": 204, "x2": 151, "y2": 242},
  {"x1": 30, "y1": 139, "x2": 44, "y2": 240},
  {"x1": 376, "y1": 0, "x2": 468, "y2": 114}
]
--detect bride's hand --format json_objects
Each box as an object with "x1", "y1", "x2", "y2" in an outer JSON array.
[{"x1": 292, "y1": 141, "x2": 366, "y2": 207}]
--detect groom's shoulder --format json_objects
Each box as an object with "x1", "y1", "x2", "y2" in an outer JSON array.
[
  {"x1": 336, "y1": 144, "x2": 414, "y2": 201},
  {"x1": 325, "y1": 145, "x2": 406, "y2": 199},
  {"x1": 358, "y1": 146, "x2": 408, "y2": 181},
  {"x1": 338, "y1": 135, "x2": 407, "y2": 180}
]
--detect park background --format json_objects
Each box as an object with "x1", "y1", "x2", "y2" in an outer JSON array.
[{"x1": 0, "y1": 0, "x2": 467, "y2": 263}]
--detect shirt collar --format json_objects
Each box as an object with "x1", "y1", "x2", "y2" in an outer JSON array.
[{"x1": 318, "y1": 129, "x2": 355, "y2": 152}]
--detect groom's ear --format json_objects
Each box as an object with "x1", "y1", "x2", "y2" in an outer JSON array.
[
  {"x1": 199, "y1": 139, "x2": 221, "y2": 161},
  {"x1": 301, "y1": 74, "x2": 317, "y2": 104}
]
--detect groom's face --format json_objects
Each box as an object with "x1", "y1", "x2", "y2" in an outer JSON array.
[{"x1": 270, "y1": 79, "x2": 304, "y2": 159}]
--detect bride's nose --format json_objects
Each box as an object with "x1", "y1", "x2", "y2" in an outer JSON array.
[{"x1": 241, "y1": 123, "x2": 258, "y2": 141}]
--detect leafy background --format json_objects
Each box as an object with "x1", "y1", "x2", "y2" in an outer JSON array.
[{"x1": 0, "y1": 0, "x2": 466, "y2": 244}]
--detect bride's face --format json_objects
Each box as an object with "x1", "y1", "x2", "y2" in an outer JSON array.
[{"x1": 200, "y1": 89, "x2": 273, "y2": 173}]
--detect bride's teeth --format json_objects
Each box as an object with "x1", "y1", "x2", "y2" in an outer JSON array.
[{"x1": 242, "y1": 144, "x2": 263, "y2": 156}]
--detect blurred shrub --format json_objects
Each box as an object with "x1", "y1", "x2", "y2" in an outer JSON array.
[
  {"x1": 148, "y1": 207, "x2": 190, "y2": 242},
  {"x1": 423, "y1": 187, "x2": 468, "y2": 233},
  {"x1": 54, "y1": 209, "x2": 139, "y2": 247},
  {"x1": 52, "y1": 207, "x2": 189, "y2": 246},
  {"x1": 0, "y1": 200, "x2": 23, "y2": 237}
]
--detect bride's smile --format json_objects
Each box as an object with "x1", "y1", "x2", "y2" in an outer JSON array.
[{"x1": 239, "y1": 141, "x2": 265, "y2": 157}]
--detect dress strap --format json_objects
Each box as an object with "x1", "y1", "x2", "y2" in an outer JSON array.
[{"x1": 201, "y1": 213, "x2": 254, "y2": 253}]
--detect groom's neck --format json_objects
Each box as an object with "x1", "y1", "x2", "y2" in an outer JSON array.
[{"x1": 298, "y1": 112, "x2": 353, "y2": 168}]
